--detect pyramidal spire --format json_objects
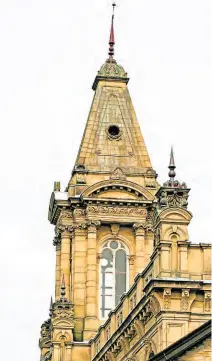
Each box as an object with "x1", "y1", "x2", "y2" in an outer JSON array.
[{"x1": 108, "y1": 2, "x2": 116, "y2": 62}]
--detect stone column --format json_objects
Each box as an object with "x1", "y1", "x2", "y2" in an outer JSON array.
[
  {"x1": 65, "y1": 344, "x2": 72, "y2": 361},
  {"x1": 84, "y1": 221, "x2": 100, "y2": 339},
  {"x1": 52, "y1": 343, "x2": 60, "y2": 361},
  {"x1": 178, "y1": 241, "x2": 189, "y2": 278},
  {"x1": 133, "y1": 223, "x2": 145, "y2": 274},
  {"x1": 73, "y1": 224, "x2": 87, "y2": 341},
  {"x1": 60, "y1": 229, "x2": 71, "y2": 300},
  {"x1": 145, "y1": 226, "x2": 154, "y2": 266},
  {"x1": 160, "y1": 242, "x2": 172, "y2": 277},
  {"x1": 54, "y1": 237, "x2": 61, "y2": 299}
]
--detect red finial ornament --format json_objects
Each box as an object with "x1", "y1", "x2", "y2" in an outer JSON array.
[{"x1": 108, "y1": 2, "x2": 116, "y2": 62}]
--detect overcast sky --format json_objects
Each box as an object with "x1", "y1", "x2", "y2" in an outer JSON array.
[{"x1": 0, "y1": 1, "x2": 211, "y2": 360}]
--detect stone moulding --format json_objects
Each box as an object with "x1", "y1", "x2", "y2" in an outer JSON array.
[{"x1": 81, "y1": 180, "x2": 155, "y2": 201}]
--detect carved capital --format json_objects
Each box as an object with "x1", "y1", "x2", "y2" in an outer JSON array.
[
  {"x1": 73, "y1": 222, "x2": 88, "y2": 232},
  {"x1": 60, "y1": 228, "x2": 72, "y2": 239},
  {"x1": 133, "y1": 222, "x2": 145, "y2": 236},
  {"x1": 73, "y1": 208, "x2": 86, "y2": 217},
  {"x1": 87, "y1": 220, "x2": 101, "y2": 233}
]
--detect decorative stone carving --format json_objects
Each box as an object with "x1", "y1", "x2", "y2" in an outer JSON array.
[
  {"x1": 119, "y1": 335, "x2": 130, "y2": 353},
  {"x1": 149, "y1": 295, "x2": 161, "y2": 315},
  {"x1": 204, "y1": 292, "x2": 211, "y2": 312},
  {"x1": 111, "y1": 224, "x2": 120, "y2": 236},
  {"x1": 163, "y1": 289, "x2": 171, "y2": 310},
  {"x1": 128, "y1": 255, "x2": 135, "y2": 266},
  {"x1": 87, "y1": 205, "x2": 147, "y2": 217},
  {"x1": 145, "y1": 169, "x2": 157, "y2": 188},
  {"x1": 73, "y1": 208, "x2": 86, "y2": 217},
  {"x1": 40, "y1": 348, "x2": 53, "y2": 361},
  {"x1": 73, "y1": 222, "x2": 88, "y2": 230},
  {"x1": 51, "y1": 281, "x2": 75, "y2": 332},
  {"x1": 53, "y1": 237, "x2": 61, "y2": 248},
  {"x1": 181, "y1": 289, "x2": 190, "y2": 311},
  {"x1": 60, "y1": 211, "x2": 73, "y2": 220},
  {"x1": 76, "y1": 173, "x2": 86, "y2": 184},
  {"x1": 133, "y1": 222, "x2": 145, "y2": 236},
  {"x1": 39, "y1": 319, "x2": 52, "y2": 349},
  {"x1": 52, "y1": 306, "x2": 74, "y2": 323},
  {"x1": 159, "y1": 190, "x2": 188, "y2": 208},
  {"x1": 133, "y1": 317, "x2": 144, "y2": 335},
  {"x1": 57, "y1": 225, "x2": 74, "y2": 234},
  {"x1": 110, "y1": 167, "x2": 126, "y2": 180},
  {"x1": 87, "y1": 220, "x2": 101, "y2": 232}
]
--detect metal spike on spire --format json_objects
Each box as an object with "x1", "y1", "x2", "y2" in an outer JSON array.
[
  {"x1": 108, "y1": 2, "x2": 116, "y2": 62},
  {"x1": 168, "y1": 146, "x2": 176, "y2": 180},
  {"x1": 60, "y1": 274, "x2": 66, "y2": 298},
  {"x1": 49, "y1": 296, "x2": 53, "y2": 317}
]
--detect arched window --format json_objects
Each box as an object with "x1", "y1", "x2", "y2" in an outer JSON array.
[{"x1": 100, "y1": 240, "x2": 128, "y2": 318}]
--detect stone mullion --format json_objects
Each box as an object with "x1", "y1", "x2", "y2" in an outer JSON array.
[{"x1": 60, "y1": 230, "x2": 71, "y2": 300}]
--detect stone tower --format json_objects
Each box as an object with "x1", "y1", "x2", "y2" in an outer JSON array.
[{"x1": 39, "y1": 6, "x2": 211, "y2": 361}]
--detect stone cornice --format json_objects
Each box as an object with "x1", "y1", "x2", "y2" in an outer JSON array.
[{"x1": 143, "y1": 278, "x2": 212, "y2": 296}]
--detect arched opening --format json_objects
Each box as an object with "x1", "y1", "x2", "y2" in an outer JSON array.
[{"x1": 100, "y1": 240, "x2": 129, "y2": 318}]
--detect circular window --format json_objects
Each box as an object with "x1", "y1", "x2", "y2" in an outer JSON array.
[
  {"x1": 110, "y1": 241, "x2": 118, "y2": 249},
  {"x1": 107, "y1": 125, "x2": 122, "y2": 139}
]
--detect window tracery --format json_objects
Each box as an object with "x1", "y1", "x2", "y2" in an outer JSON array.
[{"x1": 100, "y1": 240, "x2": 128, "y2": 318}]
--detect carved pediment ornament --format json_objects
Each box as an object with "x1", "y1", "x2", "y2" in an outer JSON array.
[{"x1": 110, "y1": 167, "x2": 126, "y2": 181}]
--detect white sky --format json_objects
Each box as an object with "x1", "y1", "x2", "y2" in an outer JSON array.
[{"x1": 0, "y1": 1, "x2": 211, "y2": 360}]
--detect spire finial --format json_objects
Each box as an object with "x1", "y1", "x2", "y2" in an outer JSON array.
[
  {"x1": 168, "y1": 146, "x2": 176, "y2": 181},
  {"x1": 108, "y1": 2, "x2": 116, "y2": 62},
  {"x1": 60, "y1": 274, "x2": 66, "y2": 298},
  {"x1": 49, "y1": 296, "x2": 53, "y2": 317}
]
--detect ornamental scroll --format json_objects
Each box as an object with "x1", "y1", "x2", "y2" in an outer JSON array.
[{"x1": 87, "y1": 205, "x2": 147, "y2": 217}]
